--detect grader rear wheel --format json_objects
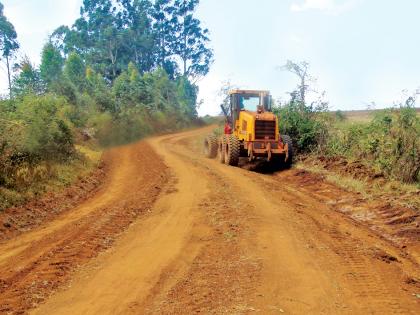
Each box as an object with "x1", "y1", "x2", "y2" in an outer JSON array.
[
  {"x1": 224, "y1": 134, "x2": 240, "y2": 166},
  {"x1": 204, "y1": 134, "x2": 218, "y2": 158}
]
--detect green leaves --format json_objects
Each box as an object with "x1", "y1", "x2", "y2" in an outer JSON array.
[
  {"x1": 0, "y1": 3, "x2": 19, "y2": 58},
  {"x1": 0, "y1": 2, "x2": 19, "y2": 97},
  {"x1": 12, "y1": 57, "x2": 45, "y2": 97},
  {"x1": 40, "y1": 42, "x2": 64, "y2": 87},
  {"x1": 171, "y1": 0, "x2": 213, "y2": 79},
  {"x1": 51, "y1": 0, "x2": 213, "y2": 81},
  {"x1": 64, "y1": 52, "x2": 86, "y2": 91}
]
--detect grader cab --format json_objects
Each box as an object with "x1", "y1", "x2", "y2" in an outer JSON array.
[{"x1": 204, "y1": 89, "x2": 293, "y2": 168}]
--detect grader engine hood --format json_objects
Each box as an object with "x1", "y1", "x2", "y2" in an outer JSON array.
[{"x1": 236, "y1": 110, "x2": 278, "y2": 142}]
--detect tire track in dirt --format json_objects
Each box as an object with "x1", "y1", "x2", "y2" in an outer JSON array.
[
  {"x1": 138, "y1": 148, "x2": 261, "y2": 314},
  {"x1": 170, "y1": 130, "x2": 420, "y2": 314},
  {"x1": 0, "y1": 142, "x2": 169, "y2": 314},
  {"x1": 31, "y1": 128, "x2": 215, "y2": 314},
  {"x1": 2, "y1": 126, "x2": 418, "y2": 314},
  {"x1": 251, "y1": 172, "x2": 418, "y2": 314}
]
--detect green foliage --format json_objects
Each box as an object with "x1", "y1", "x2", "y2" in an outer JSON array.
[
  {"x1": 52, "y1": 0, "x2": 213, "y2": 81},
  {"x1": 172, "y1": 0, "x2": 213, "y2": 78},
  {"x1": 324, "y1": 105, "x2": 420, "y2": 183},
  {"x1": 274, "y1": 100, "x2": 329, "y2": 153},
  {"x1": 0, "y1": 0, "x2": 208, "y2": 209},
  {"x1": 335, "y1": 110, "x2": 346, "y2": 121},
  {"x1": 0, "y1": 2, "x2": 19, "y2": 96},
  {"x1": 0, "y1": 3, "x2": 19, "y2": 58},
  {"x1": 85, "y1": 66, "x2": 115, "y2": 112},
  {"x1": 40, "y1": 42, "x2": 64, "y2": 87},
  {"x1": 64, "y1": 52, "x2": 86, "y2": 91},
  {"x1": 12, "y1": 57, "x2": 45, "y2": 97},
  {"x1": 14, "y1": 94, "x2": 75, "y2": 161},
  {"x1": 0, "y1": 94, "x2": 75, "y2": 192},
  {"x1": 276, "y1": 60, "x2": 330, "y2": 153}
]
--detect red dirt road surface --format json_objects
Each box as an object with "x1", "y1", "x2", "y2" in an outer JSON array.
[{"x1": 0, "y1": 126, "x2": 419, "y2": 314}]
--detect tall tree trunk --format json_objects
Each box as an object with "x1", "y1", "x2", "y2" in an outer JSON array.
[
  {"x1": 300, "y1": 77, "x2": 305, "y2": 110},
  {"x1": 183, "y1": 34, "x2": 187, "y2": 76},
  {"x1": 6, "y1": 55, "x2": 12, "y2": 99}
]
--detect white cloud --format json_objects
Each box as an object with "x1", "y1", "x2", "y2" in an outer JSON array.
[
  {"x1": 290, "y1": 0, "x2": 360, "y2": 15},
  {"x1": 289, "y1": 34, "x2": 303, "y2": 45}
]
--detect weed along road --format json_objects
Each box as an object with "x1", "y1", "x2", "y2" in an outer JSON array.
[{"x1": 0, "y1": 126, "x2": 418, "y2": 314}]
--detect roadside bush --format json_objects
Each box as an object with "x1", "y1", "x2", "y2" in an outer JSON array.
[
  {"x1": 368, "y1": 106, "x2": 419, "y2": 182},
  {"x1": 274, "y1": 87, "x2": 419, "y2": 183},
  {"x1": 324, "y1": 105, "x2": 420, "y2": 183},
  {"x1": 274, "y1": 100, "x2": 329, "y2": 153},
  {"x1": 0, "y1": 94, "x2": 76, "y2": 190},
  {"x1": 16, "y1": 94, "x2": 75, "y2": 161}
]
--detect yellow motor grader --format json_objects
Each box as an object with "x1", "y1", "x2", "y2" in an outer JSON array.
[{"x1": 204, "y1": 90, "x2": 293, "y2": 168}]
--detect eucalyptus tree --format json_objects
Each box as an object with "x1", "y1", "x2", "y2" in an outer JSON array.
[
  {"x1": 40, "y1": 42, "x2": 64, "y2": 89},
  {"x1": 0, "y1": 2, "x2": 19, "y2": 98},
  {"x1": 171, "y1": 0, "x2": 213, "y2": 80}
]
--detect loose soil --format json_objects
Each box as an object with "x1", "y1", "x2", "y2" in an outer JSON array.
[
  {"x1": 0, "y1": 161, "x2": 106, "y2": 242},
  {"x1": 0, "y1": 126, "x2": 418, "y2": 314}
]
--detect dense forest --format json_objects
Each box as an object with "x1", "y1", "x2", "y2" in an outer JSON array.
[{"x1": 0, "y1": 0, "x2": 212, "y2": 209}]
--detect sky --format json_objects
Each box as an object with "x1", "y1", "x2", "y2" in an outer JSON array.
[{"x1": 1, "y1": 0, "x2": 419, "y2": 116}]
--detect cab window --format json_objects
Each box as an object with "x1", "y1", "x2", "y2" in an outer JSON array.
[{"x1": 239, "y1": 95, "x2": 260, "y2": 111}]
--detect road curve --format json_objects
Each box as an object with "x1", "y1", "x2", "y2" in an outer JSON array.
[{"x1": 0, "y1": 126, "x2": 418, "y2": 314}]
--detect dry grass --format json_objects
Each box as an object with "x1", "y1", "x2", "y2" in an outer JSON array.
[
  {"x1": 0, "y1": 145, "x2": 103, "y2": 211},
  {"x1": 296, "y1": 161, "x2": 420, "y2": 210},
  {"x1": 341, "y1": 108, "x2": 420, "y2": 123},
  {"x1": 296, "y1": 162, "x2": 368, "y2": 196}
]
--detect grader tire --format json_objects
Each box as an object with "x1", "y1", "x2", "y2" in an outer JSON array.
[
  {"x1": 218, "y1": 135, "x2": 226, "y2": 164},
  {"x1": 282, "y1": 135, "x2": 293, "y2": 169},
  {"x1": 204, "y1": 134, "x2": 218, "y2": 158},
  {"x1": 224, "y1": 134, "x2": 240, "y2": 166}
]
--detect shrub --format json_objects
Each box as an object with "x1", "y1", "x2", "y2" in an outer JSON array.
[
  {"x1": 16, "y1": 94, "x2": 75, "y2": 162},
  {"x1": 324, "y1": 105, "x2": 419, "y2": 183},
  {"x1": 274, "y1": 100, "x2": 329, "y2": 153},
  {"x1": 0, "y1": 94, "x2": 76, "y2": 189}
]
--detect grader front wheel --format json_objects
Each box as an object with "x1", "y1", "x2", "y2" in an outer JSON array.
[{"x1": 204, "y1": 134, "x2": 218, "y2": 158}]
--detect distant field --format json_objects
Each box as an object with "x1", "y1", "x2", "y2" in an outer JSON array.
[{"x1": 339, "y1": 108, "x2": 420, "y2": 122}]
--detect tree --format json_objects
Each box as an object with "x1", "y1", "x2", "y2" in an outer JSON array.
[
  {"x1": 120, "y1": 0, "x2": 156, "y2": 73},
  {"x1": 275, "y1": 61, "x2": 329, "y2": 152},
  {"x1": 40, "y1": 42, "x2": 64, "y2": 89},
  {"x1": 64, "y1": 52, "x2": 86, "y2": 91},
  {"x1": 280, "y1": 60, "x2": 312, "y2": 108},
  {"x1": 151, "y1": 0, "x2": 175, "y2": 67},
  {"x1": 86, "y1": 66, "x2": 115, "y2": 112},
  {"x1": 53, "y1": 0, "x2": 129, "y2": 81},
  {"x1": 12, "y1": 56, "x2": 44, "y2": 96},
  {"x1": 176, "y1": 75, "x2": 198, "y2": 117},
  {"x1": 0, "y1": 2, "x2": 19, "y2": 98},
  {"x1": 172, "y1": 0, "x2": 213, "y2": 80}
]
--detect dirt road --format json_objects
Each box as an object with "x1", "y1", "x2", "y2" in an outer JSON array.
[{"x1": 0, "y1": 127, "x2": 419, "y2": 314}]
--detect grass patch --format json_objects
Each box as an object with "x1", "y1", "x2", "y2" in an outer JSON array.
[
  {"x1": 0, "y1": 145, "x2": 102, "y2": 211},
  {"x1": 296, "y1": 162, "x2": 368, "y2": 196},
  {"x1": 297, "y1": 161, "x2": 420, "y2": 210}
]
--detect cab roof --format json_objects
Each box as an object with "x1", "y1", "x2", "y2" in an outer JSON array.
[{"x1": 229, "y1": 89, "x2": 270, "y2": 96}]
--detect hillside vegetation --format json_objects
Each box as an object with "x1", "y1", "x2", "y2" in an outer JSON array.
[{"x1": 0, "y1": 0, "x2": 212, "y2": 210}]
